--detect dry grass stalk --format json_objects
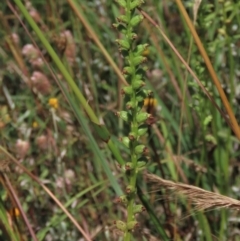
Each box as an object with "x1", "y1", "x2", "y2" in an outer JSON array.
[{"x1": 146, "y1": 173, "x2": 240, "y2": 211}]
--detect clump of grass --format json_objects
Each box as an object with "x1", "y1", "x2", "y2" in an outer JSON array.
[{"x1": 1, "y1": 0, "x2": 240, "y2": 240}]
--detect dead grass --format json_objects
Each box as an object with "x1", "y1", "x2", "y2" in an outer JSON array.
[{"x1": 146, "y1": 173, "x2": 240, "y2": 211}]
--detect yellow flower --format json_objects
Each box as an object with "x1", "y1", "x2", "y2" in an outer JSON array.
[
  {"x1": 32, "y1": 121, "x2": 38, "y2": 128},
  {"x1": 48, "y1": 98, "x2": 58, "y2": 109}
]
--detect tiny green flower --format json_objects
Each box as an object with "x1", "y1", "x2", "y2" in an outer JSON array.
[
  {"x1": 133, "y1": 204, "x2": 146, "y2": 214},
  {"x1": 126, "y1": 185, "x2": 136, "y2": 194},
  {"x1": 121, "y1": 136, "x2": 130, "y2": 148},
  {"x1": 134, "y1": 144, "x2": 148, "y2": 155},
  {"x1": 127, "y1": 221, "x2": 139, "y2": 230},
  {"x1": 116, "y1": 111, "x2": 132, "y2": 122},
  {"x1": 114, "y1": 220, "x2": 127, "y2": 232}
]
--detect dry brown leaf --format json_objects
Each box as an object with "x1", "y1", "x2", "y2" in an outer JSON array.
[{"x1": 193, "y1": 0, "x2": 202, "y2": 24}]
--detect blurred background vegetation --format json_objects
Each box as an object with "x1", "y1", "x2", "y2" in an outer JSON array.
[{"x1": 0, "y1": 0, "x2": 240, "y2": 240}]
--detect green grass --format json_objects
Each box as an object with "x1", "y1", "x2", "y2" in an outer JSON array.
[{"x1": 0, "y1": 0, "x2": 240, "y2": 240}]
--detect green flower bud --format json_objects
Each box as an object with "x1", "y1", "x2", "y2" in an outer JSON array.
[
  {"x1": 116, "y1": 195, "x2": 128, "y2": 204},
  {"x1": 116, "y1": 111, "x2": 132, "y2": 122},
  {"x1": 127, "y1": 221, "x2": 139, "y2": 230},
  {"x1": 115, "y1": 39, "x2": 130, "y2": 50},
  {"x1": 134, "y1": 144, "x2": 148, "y2": 155},
  {"x1": 130, "y1": 0, "x2": 144, "y2": 10},
  {"x1": 134, "y1": 44, "x2": 149, "y2": 56},
  {"x1": 122, "y1": 86, "x2": 133, "y2": 95},
  {"x1": 126, "y1": 185, "x2": 136, "y2": 194},
  {"x1": 117, "y1": 15, "x2": 128, "y2": 23},
  {"x1": 115, "y1": 0, "x2": 127, "y2": 8},
  {"x1": 132, "y1": 56, "x2": 147, "y2": 66},
  {"x1": 126, "y1": 100, "x2": 136, "y2": 109},
  {"x1": 121, "y1": 164, "x2": 135, "y2": 173},
  {"x1": 125, "y1": 162, "x2": 134, "y2": 171},
  {"x1": 137, "y1": 125, "x2": 148, "y2": 136},
  {"x1": 133, "y1": 204, "x2": 146, "y2": 214},
  {"x1": 132, "y1": 80, "x2": 145, "y2": 90},
  {"x1": 121, "y1": 136, "x2": 130, "y2": 148},
  {"x1": 130, "y1": 33, "x2": 138, "y2": 39},
  {"x1": 130, "y1": 15, "x2": 144, "y2": 27},
  {"x1": 128, "y1": 132, "x2": 137, "y2": 140},
  {"x1": 114, "y1": 220, "x2": 126, "y2": 232},
  {"x1": 136, "y1": 112, "x2": 150, "y2": 124},
  {"x1": 123, "y1": 66, "x2": 134, "y2": 75}
]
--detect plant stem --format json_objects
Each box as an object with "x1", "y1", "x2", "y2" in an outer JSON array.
[{"x1": 113, "y1": 0, "x2": 151, "y2": 239}]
